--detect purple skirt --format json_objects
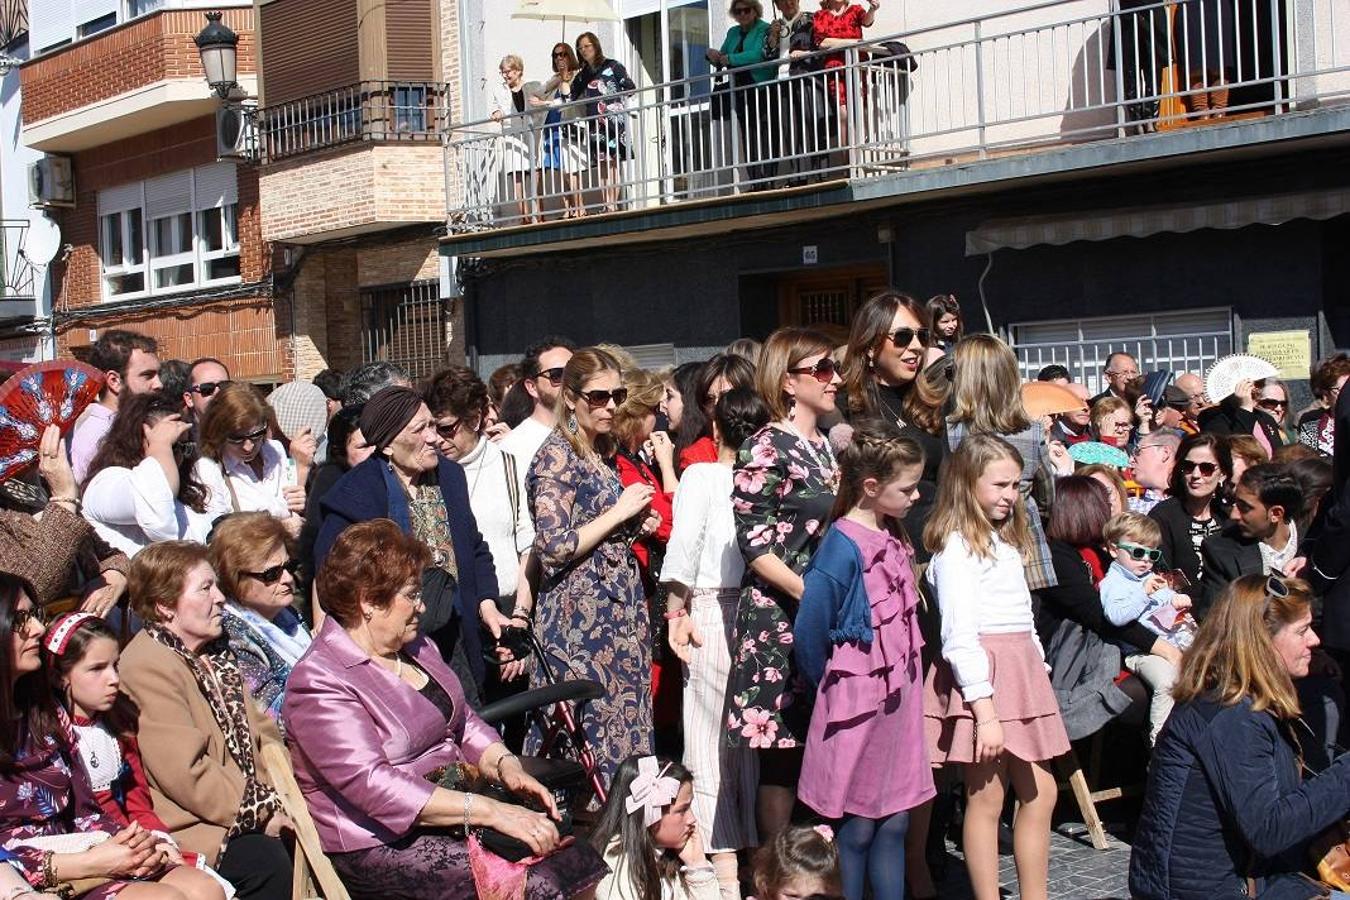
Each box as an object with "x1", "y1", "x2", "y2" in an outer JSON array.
[{"x1": 924, "y1": 631, "x2": 1070, "y2": 765}]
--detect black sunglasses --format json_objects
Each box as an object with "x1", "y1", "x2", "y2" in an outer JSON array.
[
  {"x1": 552, "y1": 50, "x2": 570, "y2": 57},
  {"x1": 226, "y1": 425, "x2": 268, "y2": 445},
  {"x1": 732, "y1": 5, "x2": 753, "y2": 12},
  {"x1": 885, "y1": 327, "x2": 930, "y2": 348},
  {"x1": 434, "y1": 415, "x2": 479, "y2": 439},
  {"x1": 14, "y1": 606, "x2": 48, "y2": 634},
  {"x1": 532, "y1": 366, "x2": 565, "y2": 385},
  {"x1": 788, "y1": 357, "x2": 839, "y2": 383},
  {"x1": 1117, "y1": 542, "x2": 1162, "y2": 562},
  {"x1": 242, "y1": 559, "x2": 300, "y2": 586},
  {"x1": 192, "y1": 380, "x2": 232, "y2": 398},
  {"x1": 1257, "y1": 398, "x2": 1288, "y2": 410},
  {"x1": 1180, "y1": 459, "x2": 1219, "y2": 477},
  {"x1": 578, "y1": 388, "x2": 628, "y2": 408}
]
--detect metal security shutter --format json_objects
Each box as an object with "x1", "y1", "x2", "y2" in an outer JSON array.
[
  {"x1": 1010, "y1": 308, "x2": 1233, "y2": 396},
  {"x1": 29, "y1": 0, "x2": 73, "y2": 51},
  {"x1": 97, "y1": 181, "x2": 142, "y2": 216},
  {"x1": 385, "y1": 0, "x2": 434, "y2": 81},
  {"x1": 625, "y1": 343, "x2": 677, "y2": 370},
  {"x1": 259, "y1": 0, "x2": 360, "y2": 105},
  {"x1": 144, "y1": 170, "x2": 193, "y2": 220},
  {"x1": 193, "y1": 163, "x2": 238, "y2": 209}
]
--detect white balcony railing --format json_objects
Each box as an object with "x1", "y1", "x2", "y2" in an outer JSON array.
[{"x1": 445, "y1": 0, "x2": 1350, "y2": 232}]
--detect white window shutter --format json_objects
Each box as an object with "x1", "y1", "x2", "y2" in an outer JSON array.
[
  {"x1": 29, "y1": 0, "x2": 74, "y2": 51},
  {"x1": 193, "y1": 162, "x2": 238, "y2": 210},
  {"x1": 143, "y1": 170, "x2": 193, "y2": 221},
  {"x1": 71, "y1": 0, "x2": 116, "y2": 28},
  {"x1": 96, "y1": 181, "x2": 142, "y2": 216}
]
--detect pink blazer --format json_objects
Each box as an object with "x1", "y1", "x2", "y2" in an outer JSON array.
[{"x1": 283, "y1": 617, "x2": 500, "y2": 853}]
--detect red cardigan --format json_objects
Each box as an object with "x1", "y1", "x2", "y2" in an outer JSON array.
[{"x1": 615, "y1": 450, "x2": 673, "y2": 580}]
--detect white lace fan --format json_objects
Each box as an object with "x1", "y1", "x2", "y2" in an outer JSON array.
[{"x1": 1204, "y1": 353, "x2": 1279, "y2": 404}]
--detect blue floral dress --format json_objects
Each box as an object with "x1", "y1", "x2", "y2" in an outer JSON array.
[
  {"x1": 726, "y1": 425, "x2": 838, "y2": 751},
  {"x1": 0, "y1": 729, "x2": 128, "y2": 898},
  {"x1": 526, "y1": 431, "x2": 652, "y2": 784}
]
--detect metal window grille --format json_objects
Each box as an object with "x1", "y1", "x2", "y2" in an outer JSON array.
[
  {"x1": 1009, "y1": 307, "x2": 1234, "y2": 396},
  {"x1": 359, "y1": 280, "x2": 447, "y2": 380}
]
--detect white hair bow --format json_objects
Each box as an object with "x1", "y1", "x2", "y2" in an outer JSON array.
[{"x1": 624, "y1": 757, "x2": 681, "y2": 828}]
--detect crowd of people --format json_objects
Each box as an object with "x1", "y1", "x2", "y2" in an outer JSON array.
[{"x1": 0, "y1": 298, "x2": 1348, "y2": 900}]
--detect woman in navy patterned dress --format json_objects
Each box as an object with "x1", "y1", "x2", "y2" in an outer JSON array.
[
  {"x1": 725, "y1": 328, "x2": 840, "y2": 836},
  {"x1": 526, "y1": 348, "x2": 661, "y2": 789}
]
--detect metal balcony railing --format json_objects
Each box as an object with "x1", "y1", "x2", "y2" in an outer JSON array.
[
  {"x1": 260, "y1": 81, "x2": 452, "y2": 164},
  {"x1": 445, "y1": 0, "x2": 1350, "y2": 232}
]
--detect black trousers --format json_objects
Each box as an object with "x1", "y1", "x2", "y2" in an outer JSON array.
[{"x1": 216, "y1": 833, "x2": 293, "y2": 900}]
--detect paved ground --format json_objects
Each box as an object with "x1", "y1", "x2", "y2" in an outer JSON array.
[{"x1": 930, "y1": 823, "x2": 1133, "y2": 899}]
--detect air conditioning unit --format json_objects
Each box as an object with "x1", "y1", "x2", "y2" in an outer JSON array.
[
  {"x1": 216, "y1": 103, "x2": 259, "y2": 163},
  {"x1": 28, "y1": 156, "x2": 74, "y2": 209}
]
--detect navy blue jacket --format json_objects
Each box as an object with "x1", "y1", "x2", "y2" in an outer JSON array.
[
  {"x1": 793, "y1": 525, "x2": 873, "y2": 686},
  {"x1": 1129, "y1": 696, "x2": 1350, "y2": 899},
  {"x1": 314, "y1": 455, "x2": 498, "y2": 683}
]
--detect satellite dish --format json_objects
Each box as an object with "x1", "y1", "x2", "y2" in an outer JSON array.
[{"x1": 24, "y1": 212, "x2": 61, "y2": 266}]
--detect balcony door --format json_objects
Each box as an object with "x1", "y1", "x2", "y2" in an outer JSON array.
[{"x1": 776, "y1": 264, "x2": 889, "y2": 341}]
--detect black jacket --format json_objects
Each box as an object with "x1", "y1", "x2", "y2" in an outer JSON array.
[
  {"x1": 1149, "y1": 496, "x2": 1222, "y2": 588},
  {"x1": 1198, "y1": 525, "x2": 1264, "y2": 617},
  {"x1": 1199, "y1": 394, "x2": 1285, "y2": 448},
  {"x1": 1309, "y1": 474, "x2": 1350, "y2": 651},
  {"x1": 1130, "y1": 697, "x2": 1350, "y2": 900}
]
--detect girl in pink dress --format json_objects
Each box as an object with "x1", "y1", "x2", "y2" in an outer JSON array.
[{"x1": 794, "y1": 421, "x2": 933, "y2": 900}]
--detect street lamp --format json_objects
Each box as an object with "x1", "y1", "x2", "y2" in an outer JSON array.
[{"x1": 194, "y1": 11, "x2": 239, "y2": 100}]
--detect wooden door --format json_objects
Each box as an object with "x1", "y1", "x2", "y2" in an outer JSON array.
[{"x1": 776, "y1": 264, "x2": 889, "y2": 342}]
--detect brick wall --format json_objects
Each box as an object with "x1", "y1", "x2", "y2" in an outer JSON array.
[
  {"x1": 259, "y1": 142, "x2": 445, "y2": 242},
  {"x1": 21, "y1": 7, "x2": 257, "y2": 125},
  {"x1": 49, "y1": 114, "x2": 288, "y2": 381}
]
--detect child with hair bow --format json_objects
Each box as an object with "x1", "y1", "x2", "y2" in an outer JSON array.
[{"x1": 589, "y1": 755, "x2": 722, "y2": 900}]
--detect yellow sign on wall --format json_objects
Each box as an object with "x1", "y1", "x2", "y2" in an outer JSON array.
[{"x1": 1247, "y1": 330, "x2": 1313, "y2": 382}]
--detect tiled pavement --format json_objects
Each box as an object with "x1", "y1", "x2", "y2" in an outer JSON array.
[{"x1": 931, "y1": 823, "x2": 1133, "y2": 899}]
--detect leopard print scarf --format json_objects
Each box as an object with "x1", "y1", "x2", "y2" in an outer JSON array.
[{"x1": 144, "y1": 623, "x2": 281, "y2": 853}]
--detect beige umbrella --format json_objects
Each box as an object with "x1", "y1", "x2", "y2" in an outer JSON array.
[{"x1": 512, "y1": 0, "x2": 620, "y2": 39}]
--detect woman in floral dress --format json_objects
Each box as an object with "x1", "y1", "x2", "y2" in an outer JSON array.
[
  {"x1": 527, "y1": 348, "x2": 662, "y2": 789},
  {"x1": 0, "y1": 573, "x2": 222, "y2": 900},
  {"x1": 726, "y1": 328, "x2": 841, "y2": 837},
  {"x1": 575, "y1": 31, "x2": 635, "y2": 212}
]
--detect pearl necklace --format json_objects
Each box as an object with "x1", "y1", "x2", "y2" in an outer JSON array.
[{"x1": 783, "y1": 420, "x2": 836, "y2": 475}]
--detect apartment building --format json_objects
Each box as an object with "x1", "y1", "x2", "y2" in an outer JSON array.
[
  {"x1": 444, "y1": 0, "x2": 1350, "y2": 394},
  {"x1": 16, "y1": 1, "x2": 286, "y2": 379}
]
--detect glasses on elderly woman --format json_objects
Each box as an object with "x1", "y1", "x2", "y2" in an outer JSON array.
[{"x1": 242, "y1": 559, "x2": 300, "y2": 586}]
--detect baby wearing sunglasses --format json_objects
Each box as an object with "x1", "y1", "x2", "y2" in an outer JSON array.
[{"x1": 1099, "y1": 511, "x2": 1196, "y2": 745}]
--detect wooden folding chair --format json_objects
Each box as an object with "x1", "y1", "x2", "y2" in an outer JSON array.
[{"x1": 260, "y1": 742, "x2": 351, "y2": 900}]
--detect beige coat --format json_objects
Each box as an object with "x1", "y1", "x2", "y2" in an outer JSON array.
[{"x1": 119, "y1": 630, "x2": 282, "y2": 865}]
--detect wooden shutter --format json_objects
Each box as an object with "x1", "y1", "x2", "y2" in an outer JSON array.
[
  {"x1": 259, "y1": 0, "x2": 361, "y2": 105},
  {"x1": 384, "y1": 0, "x2": 434, "y2": 82}
]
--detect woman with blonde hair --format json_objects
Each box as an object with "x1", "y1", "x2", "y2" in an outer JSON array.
[
  {"x1": 943, "y1": 334, "x2": 1057, "y2": 592},
  {"x1": 1130, "y1": 575, "x2": 1350, "y2": 900},
  {"x1": 527, "y1": 348, "x2": 661, "y2": 785},
  {"x1": 727, "y1": 327, "x2": 841, "y2": 837},
  {"x1": 1090, "y1": 395, "x2": 1134, "y2": 448}
]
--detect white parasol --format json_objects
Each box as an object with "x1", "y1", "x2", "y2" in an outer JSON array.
[{"x1": 512, "y1": 0, "x2": 620, "y2": 39}]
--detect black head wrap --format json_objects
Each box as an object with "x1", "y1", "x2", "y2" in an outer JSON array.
[{"x1": 358, "y1": 386, "x2": 422, "y2": 453}]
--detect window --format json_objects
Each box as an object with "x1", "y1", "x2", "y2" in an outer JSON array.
[
  {"x1": 96, "y1": 164, "x2": 242, "y2": 300},
  {"x1": 126, "y1": 0, "x2": 162, "y2": 18},
  {"x1": 77, "y1": 12, "x2": 115, "y2": 37}
]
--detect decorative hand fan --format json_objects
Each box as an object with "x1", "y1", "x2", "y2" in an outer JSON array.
[
  {"x1": 1204, "y1": 354, "x2": 1278, "y2": 405},
  {"x1": 1021, "y1": 382, "x2": 1086, "y2": 419},
  {"x1": 0, "y1": 360, "x2": 104, "y2": 481},
  {"x1": 1067, "y1": 440, "x2": 1130, "y2": 469}
]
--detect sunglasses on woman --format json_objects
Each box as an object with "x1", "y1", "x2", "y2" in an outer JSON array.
[
  {"x1": 243, "y1": 559, "x2": 300, "y2": 586},
  {"x1": 226, "y1": 425, "x2": 268, "y2": 445},
  {"x1": 578, "y1": 388, "x2": 628, "y2": 408},
  {"x1": 435, "y1": 416, "x2": 479, "y2": 439},
  {"x1": 1257, "y1": 398, "x2": 1288, "y2": 411},
  {"x1": 1117, "y1": 542, "x2": 1162, "y2": 562},
  {"x1": 885, "y1": 327, "x2": 930, "y2": 348},
  {"x1": 13, "y1": 606, "x2": 47, "y2": 634},
  {"x1": 787, "y1": 357, "x2": 839, "y2": 383},
  {"x1": 1180, "y1": 459, "x2": 1219, "y2": 477}
]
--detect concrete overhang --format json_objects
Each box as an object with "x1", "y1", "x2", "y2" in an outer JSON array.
[
  {"x1": 23, "y1": 75, "x2": 259, "y2": 153},
  {"x1": 440, "y1": 103, "x2": 1350, "y2": 260}
]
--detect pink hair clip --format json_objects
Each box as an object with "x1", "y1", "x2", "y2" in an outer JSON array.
[{"x1": 813, "y1": 824, "x2": 835, "y2": 843}]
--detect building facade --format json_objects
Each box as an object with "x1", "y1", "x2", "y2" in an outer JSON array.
[{"x1": 18, "y1": 1, "x2": 287, "y2": 380}]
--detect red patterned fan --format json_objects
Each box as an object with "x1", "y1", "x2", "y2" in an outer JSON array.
[{"x1": 0, "y1": 360, "x2": 104, "y2": 481}]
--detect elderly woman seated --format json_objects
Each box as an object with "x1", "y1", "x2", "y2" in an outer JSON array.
[
  {"x1": 209, "y1": 512, "x2": 313, "y2": 732},
  {"x1": 119, "y1": 541, "x2": 293, "y2": 900},
  {"x1": 284, "y1": 519, "x2": 608, "y2": 900}
]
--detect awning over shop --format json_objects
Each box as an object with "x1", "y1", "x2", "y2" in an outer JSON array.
[{"x1": 964, "y1": 188, "x2": 1350, "y2": 256}]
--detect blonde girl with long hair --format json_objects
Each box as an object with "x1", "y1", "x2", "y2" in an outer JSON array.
[{"x1": 921, "y1": 435, "x2": 1069, "y2": 900}]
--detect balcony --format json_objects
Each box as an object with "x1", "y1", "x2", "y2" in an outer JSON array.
[
  {"x1": 442, "y1": 0, "x2": 1350, "y2": 251},
  {"x1": 19, "y1": 6, "x2": 256, "y2": 153},
  {"x1": 256, "y1": 82, "x2": 452, "y2": 244}
]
